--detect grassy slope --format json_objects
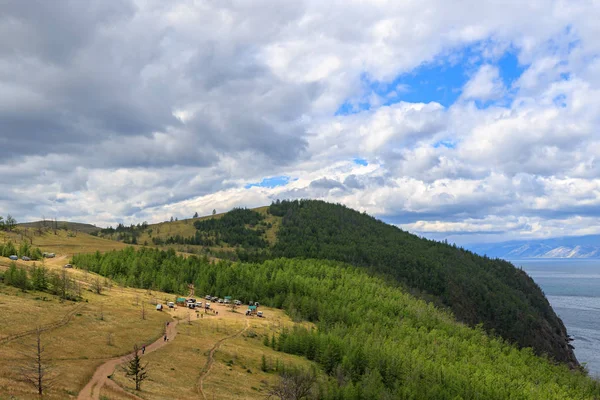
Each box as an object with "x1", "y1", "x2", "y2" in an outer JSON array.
[
  {"x1": 110, "y1": 206, "x2": 281, "y2": 255},
  {"x1": 0, "y1": 257, "x2": 315, "y2": 400},
  {"x1": 17, "y1": 221, "x2": 101, "y2": 234},
  {"x1": 0, "y1": 229, "x2": 129, "y2": 259}
]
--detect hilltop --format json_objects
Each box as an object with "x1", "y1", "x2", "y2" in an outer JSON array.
[
  {"x1": 18, "y1": 220, "x2": 101, "y2": 235},
  {"x1": 91, "y1": 200, "x2": 578, "y2": 367}
]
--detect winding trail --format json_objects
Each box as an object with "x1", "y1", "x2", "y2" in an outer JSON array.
[
  {"x1": 77, "y1": 320, "x2": 178, "y2": 400},
  {"x1": 197, "y1": 319, "x2": 249, "y2": 400},
  {"x1": 0, "y1": 303, "x2": 85, "y2": 346}
]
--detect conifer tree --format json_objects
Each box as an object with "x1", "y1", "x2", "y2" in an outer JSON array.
[{"x1": 125, "y1": 344, "x2": 148, "y2": 391}]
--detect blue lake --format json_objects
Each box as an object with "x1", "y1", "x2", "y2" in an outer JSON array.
[{"x1": 514, "y1": 259, "x2": 600, "y2": 377}]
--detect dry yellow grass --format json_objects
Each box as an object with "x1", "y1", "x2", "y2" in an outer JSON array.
[
  {"x1": 110, "y1": 303, "x2": 318, "y2": 400},
  {"x1": 0, "y1": 229, "x2": 129, "y2": 259},
  {"x1": 0, "y1": 246, "x2": 319, "y2": 400},
  {"x1": 0, "y1": 261, "x2": 173, "y2": 400}
]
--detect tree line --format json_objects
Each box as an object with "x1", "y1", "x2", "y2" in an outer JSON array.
[
  {"x1": 0, "y1": 214, "x2": 17, "y2": 231},
  {"x1": 69, "y1": 248, "x2": 599, "y2": 399},
  {"x1": 0, "y1": 241, "x2": 43, "y2": 260},
  {"x1": 1, "y1": 262, "x2": 82, "y2": 301}
]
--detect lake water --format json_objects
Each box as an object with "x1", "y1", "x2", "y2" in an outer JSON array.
[{"x1": 514, "y1": 259, "x2": 600, "y2": 377}]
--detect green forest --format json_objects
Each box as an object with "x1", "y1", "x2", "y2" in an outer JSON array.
[
  {"x1": 72, "y1": 248, "x2": 599, "y2": 399},
  {"x1": 91, "y1": 201, "x2": 577, "y2": 367},
  {"x1": 267, "y1": 200, "x2": 576, "y2": 366}
]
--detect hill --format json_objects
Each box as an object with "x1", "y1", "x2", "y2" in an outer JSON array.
[
  {"x1": 72, "y1": 248, "x2": 600, "y2": 399},
  {"x1": 468, "y1": 235, "x2": 600, "y2": 259},
  {"x1": 96, "y1": 200, "x2": 578, "y2": 368},
  {"x1": 18, "y1": 220, "x2": 101, "y2": 234},
  {"x1": 94, "y1": 206, "x2": 279, "y2": 259},
  {"x1": 268, "y1": 200, "x2": 578, "y2": 367}
]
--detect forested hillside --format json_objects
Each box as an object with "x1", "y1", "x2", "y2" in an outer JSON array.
[
  {"x1": 72, "y1": 248, "x2": 599, "y2": 399},
  {"x1": 269, "y1": 200, "x2": 577, "y2": 367},
  {"x1": 92, "y1": 200, "x2": 577, "y2": 367}
]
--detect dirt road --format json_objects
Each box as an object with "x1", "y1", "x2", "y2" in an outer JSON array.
[
  {"x1": 197, "y1": 318, "x2": 249, "y2": 400},
  {"x1": 0, "y1": 303, "x2": 85, "y2": 346},
  {"x1": 77, "y1": 319, "x2": 178, "y2": 400}
]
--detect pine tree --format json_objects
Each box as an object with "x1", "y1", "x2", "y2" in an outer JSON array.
[
  {"x1": 125, "y1": 344, "x2": 148, "y2": 390},
  {"x1": 261, "y1": 354, "x2": 269, "y2": 372}
]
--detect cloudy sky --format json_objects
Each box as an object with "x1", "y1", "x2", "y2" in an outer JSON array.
[{"x1": 1, "y1": 0, "x2": 599, "y2": 245}]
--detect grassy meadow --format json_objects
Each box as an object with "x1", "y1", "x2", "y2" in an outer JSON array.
[{"x1": 0, "y1": 247, "x2": 314, "y2": 400}]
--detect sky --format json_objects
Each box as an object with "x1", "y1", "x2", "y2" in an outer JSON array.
[{"x1": 1, "y1": 0, "x2": 599, "y2": 245}]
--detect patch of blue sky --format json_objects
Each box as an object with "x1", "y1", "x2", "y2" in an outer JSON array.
[
  {"x1": 433, "y1": 140, "x2": 456, "y2": 149},
  {"x1": 353, "y1": 158, "x2": 368, "y2": 166},
  {"x1": 245, "y1": 176, "x2": 291, "y2": 189},
  {"x1": 335, "y1": 42, "x2": 528, "y2": 115},
  {"x1": 553, "y1": 94, "x2": 567, "y2": 108}
]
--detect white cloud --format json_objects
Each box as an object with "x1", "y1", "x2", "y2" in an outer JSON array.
[
  {"x1": 461, "y1": 65, "x2": 505, "y2": 101},
  {"x1": 0, "y1": 0, "x2": 599, "y2": 244}
]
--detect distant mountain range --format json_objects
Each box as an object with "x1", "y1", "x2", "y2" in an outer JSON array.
[{"x1": 467, "y1": 235, "x2": 600, "y2": 259}]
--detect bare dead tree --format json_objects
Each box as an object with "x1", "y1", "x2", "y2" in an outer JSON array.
[
  {"x1": 91, "y1": 277, "x2": 103, "y2": 295},
  {"x1": 267, "y1": 368, "x2": 316, "y2": 400},
  {"x1": 19, "y1": 327, "x2": 56, "y2": 398},
  {"x1": 60, "y1": 269, "x2": 70, "y2": 300}
]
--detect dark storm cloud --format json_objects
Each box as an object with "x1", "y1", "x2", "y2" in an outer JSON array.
[{"x1": 0, "y1": 0, "x2": 310, "y2": 166}]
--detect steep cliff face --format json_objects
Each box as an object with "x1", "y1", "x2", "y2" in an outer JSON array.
[{"x1": 269, "y1": 200, "x2": 579, "y2": 366}]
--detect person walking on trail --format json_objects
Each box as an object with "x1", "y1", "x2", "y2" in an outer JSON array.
[
  {"x1": 164, "y1": 334, "x2": 167, "y2": 342},
  {"x1": 142, "y1": 345, "x2": 146, "y2": 354}
]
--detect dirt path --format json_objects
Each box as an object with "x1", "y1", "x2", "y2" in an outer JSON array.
[
  {"x1": 197, "y1": 318, "x2": 249, "y2": 400},
  {"x1": 77, "y1": 320, "x2": 178, "y2": 400},
  {"x1": 0, "y1": 303, "x2": 85, "y2": 346}
]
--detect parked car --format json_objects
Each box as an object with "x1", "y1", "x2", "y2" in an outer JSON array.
[
  {"x1": 63, "y1": 264, "x2": 73, "y2": 268},
  {"x1": 8, "y1": 255, "x2": 18, "y2": 261},
  {"x1": 205, "y1": 302, "x2": 211, "y2": 309},
  {"x1": 187, "y1": 303, "x2": 195, "y2": 309},
  {"x1": 234, "y1": 300, "x2": 242, "y2": 305},
  {"x1": 195, "y1": 302, "x2": 203, "y2": 308},
  {"x1": 21, "y1": 256, "x2": 31, "y2": 261},
  {"x1": 205, "y1": 295, "x2": 211, "y2": 300},
  {"x1": 167, "y1": 302, "x2": 175, "y2": 308},
  {"x1": 218, "y1": 298, "x2": 224, "y2": 304},
  {"x1": 257, "y1": 311, "x2": 263, "y2": 317}
]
